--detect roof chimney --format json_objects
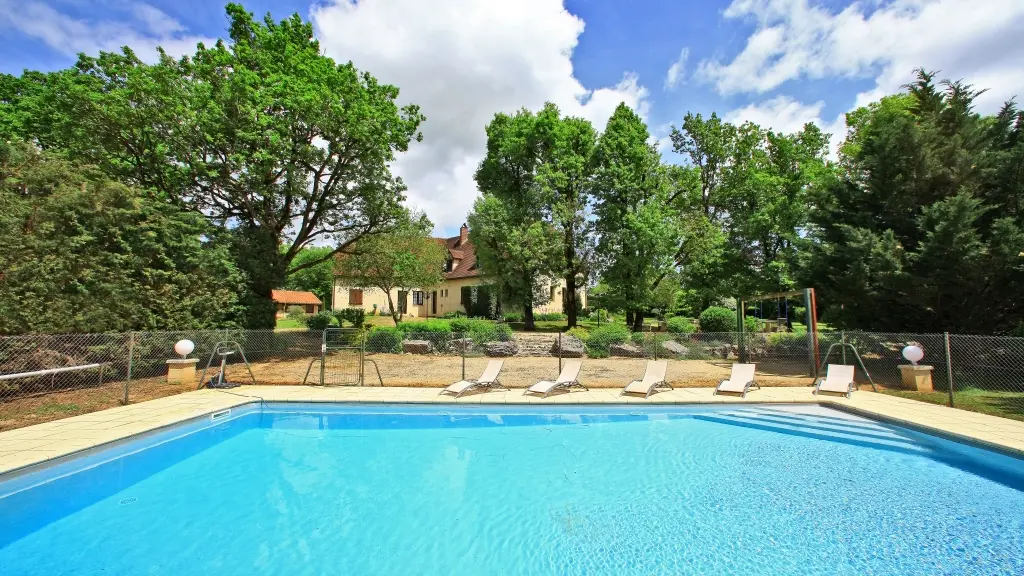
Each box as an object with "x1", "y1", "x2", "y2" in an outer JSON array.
[{"x1": 459, "y1": 223, "x2": 469, "y2": 245}]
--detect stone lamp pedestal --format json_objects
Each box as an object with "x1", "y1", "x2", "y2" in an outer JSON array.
[
  {"x1": 167, "y1": 358, "x2": 199, "y2": 385},
  {"x1": 899, "y1": 364, "x2": 934, "y2": 392}
]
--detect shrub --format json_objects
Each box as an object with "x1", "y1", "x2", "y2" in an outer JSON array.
[
  {"x1": 366, "y1": 326, "x2": 403, "y2": 353},
  {"x1": 302, "y1": 311, "x2": 335, "y2": 330},
  {"x1": 566, "y1": 326, "x2": 590, "y2": 344},
  {"x1": 502, "y1": 311, "x2": 524, "y2": 322},
  {"x1": 699, "y1": 306, "x2": 736, "y2": 333},
  {"x1": 401, "y1": 319, "x2": 452, "y2": 336},
  {"x1": 667, "y1": 316, "x2": 695, "y2": 334},
  {"x1": 585, "y1": 324, "x2": 630, "y2": 358},
  {"x1": 630, "y1": 331, "x2": 645, "y2": 345},
  {"x1": 450, "y1": 318, "x2": 471, "y2": 333},
  {"x1": 334, "y1": 307, "x2": 366, "y2": 328},
  {"x1": 587, "y1": 309, "x2": 611, "y2": 323},
  {"x1": 534, "y1": 312, "x2": 566, "y2": 321},
  {"x1": 744, "y1": 315, "x2": 761, "y2": 334},
  {"x1": 440, "y1": 311, "x2": 465, "y2": 319},
  {"x1": 286, "y1": 306, "x2": 305, "y2": 321}
]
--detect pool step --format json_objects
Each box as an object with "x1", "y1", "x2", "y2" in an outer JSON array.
[{"x1": 695, "y1": 410, "x2": 930, "y2": 455}]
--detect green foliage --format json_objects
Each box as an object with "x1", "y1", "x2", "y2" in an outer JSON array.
[
  {"x1": 302, "y1": 311, "x2": 335, "y2": 331},
  {"x1": 0, "y1": 141, "x2": 242, "y2": 334},
  {"x1": 459, "y1": 285, "x2": 501, "y2": 319},
  {"x1": 335, "y1": 213, "x2": 446, "y2": 326},
  {"x1": 286, "y1": 306, "x2": 306, "y2": 322},
  {"x1": 334, "y1": 308, "x2": 366, "y2": 328},
  {"x1": 440, "y1": 311, "x2": 465, "y2": 320},
  {"x1": 402, "y1": 319, "x2": 452, "y2": 336},
  {"x1": 473, "y1": 103, "x2": 595, "y2": 327},
  {"x1": 502, "y1": 311, "x2": 525, "y2": 323},
  {"x1": 285, "y1": 247, "x2": 335, "y2": 310},
  {"x1": 744, "y1": 315, "x2": 761, "y2": 333},
  {"x1": 366, "y1": 326, "x2": 403, "y2": 353},
  {"x1": 630, "y1": 332, "x2": 645, "y2": 345},
  {"x1": 585, "y1": 324, "x2": 631, "y2": 358},
  {"x1": 667, "y1": 317, "x2": 695, "y2": 334},
  {"x1": 3, "y1": 4, "x2": 422, "y2": 328},
  {"x1": 699, "y1": 307, "x2": 736, "y2": 333},
  {"x1": 534, "y1": 312, "x2": 566, "y2": 321},
  {"x1": 593, "y1": 104, "x2": 682, "y2": 328},
  {"x1": 566, "y1": 327, "x2": 590, "y2": 344},
  {"x1": 801, "y1": 70, "x2": 1024, "y2": 333}
]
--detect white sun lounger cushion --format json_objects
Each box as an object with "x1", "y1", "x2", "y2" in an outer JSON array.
[
  {"x1": 717, "y1": 363, "x2": 757, "y2": 394},
  {"x1": 622, "y1": 361, "x2": 669, "y2": 395}
]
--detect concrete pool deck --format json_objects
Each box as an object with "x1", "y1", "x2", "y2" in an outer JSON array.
[{"x1": 2, "y1": 385, "x2": 1024, "y2": 476}]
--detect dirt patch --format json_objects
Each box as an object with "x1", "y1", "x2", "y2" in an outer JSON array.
[
  {"x1": 228, "y1": 354, "x2": 812, "y2": 389},
  {"x1": 1, "y1": 354, "x2": 811, "y2": 432}
]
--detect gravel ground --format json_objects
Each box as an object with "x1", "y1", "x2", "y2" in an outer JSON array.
[
  {"x1": 1, "y1": 355, "x2": 812, "y2": 432},
  {"x1": 231, "y1": 354, "x2": 813, "y2": 389}
]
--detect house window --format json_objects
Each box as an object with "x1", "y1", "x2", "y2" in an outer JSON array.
[
  {"x1": 413, "y1": 291, "x2": 424, "y2": 305},
  {"x1": 349, "y1": 289, "x2": 363, "y2": 305}
]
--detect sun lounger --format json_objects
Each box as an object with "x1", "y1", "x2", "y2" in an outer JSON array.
[
  {"x1": 621, "y1": 360, "x2": 671, "y2": 398},
  {"x1": 525, "y1": 360, "x2": 586, "y2": 398},
  {"x1": 714, "y1": 363, "x2": 758, "y2": 397},
  {"x1": 813, "y1": 364, "x2": 857, "y2": 398},
  {"x1": 440, "y1": 360, "x2": 506, "y2": 398}
]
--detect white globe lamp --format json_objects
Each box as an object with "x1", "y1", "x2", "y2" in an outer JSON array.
[
  {"x1": 902, "y1": 345, "x2": 924, "y2": 366},
  {"x1": 174, "y1": 339, "x2": 195, "y2": 359}
]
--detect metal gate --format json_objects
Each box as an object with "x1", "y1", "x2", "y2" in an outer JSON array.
[{"x1": 320, "y1": 328, "x2": 363, "y2": 386}]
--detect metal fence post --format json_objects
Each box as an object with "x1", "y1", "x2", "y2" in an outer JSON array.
[
  {"x1": 122, "y1": 331, "x2": 135, "y2": 405},
  {"x1": 461, "y1": 331, "x2": 466, "y2": 381},
  {"x1": 558, "y1": 332, "x2": 563, "y2": 373},
  {"x1": 841, "y1": 331, "x2": 847, "y2": 365},
  {"x1": 320, "y1": 329, "x2": 327, "y2": 386},
  {"x1": 944, "y1": 332, "x2": 955, "y2": 408}
]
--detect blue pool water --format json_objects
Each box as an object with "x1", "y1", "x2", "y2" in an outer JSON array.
[{"x1": 2, "y1": 403, "x2": 1024, "y2": 575}]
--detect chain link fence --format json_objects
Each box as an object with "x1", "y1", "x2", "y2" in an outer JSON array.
[{"x1": 2, "y1": 327, "x2": 1024, "y2": 430}]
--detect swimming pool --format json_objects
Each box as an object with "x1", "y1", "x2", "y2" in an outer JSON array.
[{"x1": 2, "y1": 403, "x2": 1023, "y2": 575}]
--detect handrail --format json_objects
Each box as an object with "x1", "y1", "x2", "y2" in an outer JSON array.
[{"x1": 0, "y1": 363, "x2": 104, "y2": 381}]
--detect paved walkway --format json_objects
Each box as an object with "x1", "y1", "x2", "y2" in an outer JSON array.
[{"x1": 2, "y1": 386, "x2": 1023, "y2": 475}]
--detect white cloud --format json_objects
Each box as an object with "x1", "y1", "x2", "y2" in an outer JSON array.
[
  {"x1": 311, "y1": 0, "x2": 651, "y2": 233},
  {"x1": 0, "y1": 1, "x2": 212, "y2": 60},
  {"x1": 697, "y1": 0, "x2": 1024, "y2": 112},
  {"x1": 725, "y1": 95, "x2": 846, "y2": 156},
  {"x1": 664, "y1": 47, "x2": 689, "y2": 91}
]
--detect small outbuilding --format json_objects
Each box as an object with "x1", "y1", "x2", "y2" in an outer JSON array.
[{"x1": 272, "y1": 289, "x2": 323, "y2": 315}]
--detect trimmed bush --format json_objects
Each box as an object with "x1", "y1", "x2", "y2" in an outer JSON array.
[
  {"x1": 667, "y1": 316, "x2": 695, "y2": 334},
  {"x1": 366, "y1": 326, "x2": 403, "y2": 353},
  {"x1": 699, "y1": 306, "x2": 736, "y2": 333},
  {"x1": 744, "y1": 315, "x2": 761, "y2": 333},
  {"x1": 334, "y1": 307, "x2": 365, "y2": 328},
  {"x1": 303, "y1": 311, "x2": 335, "y2": 330},
  {"x1": 585, "y1": 324, "x2": 630, "y2": 358},
  {"x1": 401, "y1": 319, "x2": 452, "y2": 336},
  {"x1": 630, "y1": 332, "x2": 645, "y2": 345},
  {"x1": 534, "y1": 312, "x2": 567, "y2": 321},
  {"x1": 449, "y1": 318, "x2": 471, "y2": 333},
  {"x1": 440, "y1": 311, "x2": 465, "y2": 319}
]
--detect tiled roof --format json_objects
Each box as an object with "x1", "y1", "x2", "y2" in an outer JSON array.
[
  {"x1": 441, "y1": 234, "x2": 480, "y2": 279},
  {"x1": 271, "y1": 289, "x2": 323, "y2": 305}
]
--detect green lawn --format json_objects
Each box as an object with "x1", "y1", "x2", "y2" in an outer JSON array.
[
  {"x1": 275, "y1": 317, "x2": 306, "y2": 330},
  {"x1": 880, "y1": 387, "x2": 1024, "y2": 422}
]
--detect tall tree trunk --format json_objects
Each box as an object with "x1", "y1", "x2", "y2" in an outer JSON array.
[
  {"x1": 625, "y1": 310, "x2": 635, "y2": 327},
  {"x1": 386, "y1": 291, "x2": 401, "y2": 326},
  {"x1": 631, "y1": 309, "x2": 644, "y2": 332},
  {"x1": 564, "y1": 227, "x2": 578, "y2": 328},
  {"x1": 523, "y1": 305, "x2": 535, "y2": 331}
]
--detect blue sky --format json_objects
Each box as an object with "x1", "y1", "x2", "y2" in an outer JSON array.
[{"x1": 2, "y1": 0, "x2": 1023, "y2": 236}]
